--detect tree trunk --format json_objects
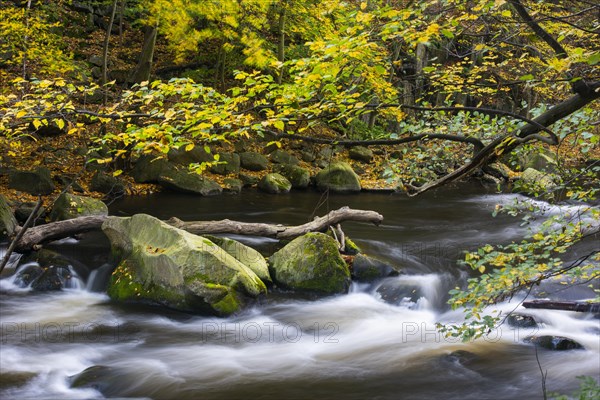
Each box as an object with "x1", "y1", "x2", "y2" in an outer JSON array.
[
  {"x1": 102, "y1": 0, "x2": 118, "y2": 104},
  {"x1": 276, "y1": 0, "x2": 287, "y2": 84},
  {"x1": 130, "y1": 23, "x2": 158, "y2": 84},
  {"x1": 14, "y1": 207, "x2": 384, "y2": 252}
]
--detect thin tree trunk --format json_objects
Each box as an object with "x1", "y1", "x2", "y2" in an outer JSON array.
[
  {"x1": 102, "y1": 0, "x2": 118, "y2": 104},
  {"x1": 276, "y1": 0, "x2": 287, "y2": 84},
  {"x1": 130, "y1": 23, "x2": 158, "y2": 84},
  {"x1": 22, "y1": 0, "x2": 33, "y2": 79},
  {"x1": 119, "y1": 0, "x2": 126, "y2": 39}
]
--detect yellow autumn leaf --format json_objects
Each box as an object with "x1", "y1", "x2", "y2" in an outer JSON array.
[
  {"x1": 56, "y1": 119, "x2": 65, "y2": 130},
  {"x1": 185, "y1": 143, "x2": 195, "y2": 152},
  {"x1": 478, "y1": 266, "x2": 486, "y2": 273}
]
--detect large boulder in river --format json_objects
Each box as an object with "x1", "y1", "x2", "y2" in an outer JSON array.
[
  {"x1": 158, "y1": 166, "x2": 222, "y2": 196},
  {"x1": 50, "y1": 193, "x2": 108, "y2": 221},
  {"x1": 515, "y1": 168, "x2": 558, "y2": 194},
  {"x1": 102, "y1": 214, "x2": 267, "y2": 315},
  {"x1": 315, "y1": 162, "x2": 361, "y2": 193},
  {"x1": 9, "y1": 167, "x2": 55, "y2": 195},
  {"x1": 0, "y1": 194, "x2": 17, "y2": 240},
  {"x1": 205, "y1": 235, "x2": 271, "y2": 283},
  {"x1": 269, "y1": 232, "x2": 351, "y2": 294}
]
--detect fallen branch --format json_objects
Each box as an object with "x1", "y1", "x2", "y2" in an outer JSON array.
[
  {"x1": 166, "y1": 206, "x2": 383, "y2": 239},
  {"x1": 523, "y1": 300, "x2": 600, "y2": 313},
  {"x1": 14, "y1": 207, "x2": 384, "y2": 252}
]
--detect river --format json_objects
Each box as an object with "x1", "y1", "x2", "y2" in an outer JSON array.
[{"x1": 1, "y1": 185, "x2": 598, "y2": 399}]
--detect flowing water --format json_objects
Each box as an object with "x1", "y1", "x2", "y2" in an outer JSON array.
[{"x1": 1, "y1": 185, "x2": 598, "y2": 400}]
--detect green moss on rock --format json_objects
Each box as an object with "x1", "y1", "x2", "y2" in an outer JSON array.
[{"x1": 269, "y1": 232, "x2": 350, "y2": 294}]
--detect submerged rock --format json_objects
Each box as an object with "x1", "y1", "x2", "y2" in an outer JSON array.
[
  {"x1": 49, "y1": 193, "x2": 108, "y2": 221},
  {"x1": 315, "y1": 162, "x2": 361, "y2": 193},
  {"x1": 352, "y1": 254, "x2": 398, "y2": 282},
  {"x1": 102, "y1": 214, "x2": 267, "y2": 316},
  {"x1": 507, "y1": 314, "x2": 538, "y2": 329},
  {"x1": 269, "y1": 232, "x2": 351, "y2": 294},
  {"x1": 525, "y1": 335, "x2": 584, "y2": 350},
  {"x1": 376, "y1": 279, "x2": 422, "y2": 306}
]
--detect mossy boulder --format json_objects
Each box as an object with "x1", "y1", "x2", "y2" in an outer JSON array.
[
  {"x1": 90, "y1": 172, "x2": 126, "y2": 196},
  {"x1": 210, "y1": 152, "x2": 240, "y2": 175},
  {"x1": 0, "y1": 194, "x2": 17, "y2": 240},
  {"x1": 258, "y1": 173, "x2": 292, "y2": 194},
  {"x1": 315, "y1": 161, "x2": 361, "y2": 193},
  {"x1": 240, "y1": 151, "x2": 269, "y2": 171},
  {"x1": 158, "y1": 166, "x2": 222, "y2": 196},
  {"x1": 269, "y1": 232, "x2": 351, "y2": 294},
  {"x1": 270, "y1": 149, "x2": 299, "y2": 165},
  {"x1": 352, "y1": 254, "x2": 398, "y2": 282},
  {"x1": 277, "y1": 164, "x2": 310, "y2": 189},
  {"x1": 348, "y1": 146, "x2": 373, "y2": 163},
  {"x1": 167, "y1": 146, "x2": 213, "y2": 166},
  {"x1": 50, "y1": 193, "x2": 108, "y2": 221},
  {"x1": 9, "y1": 167, "x2": 55, "y2": 195},
  {"x1": 102, "y1": 214, "x2": 267, "y2": 315},
  {"x1": 15, "y1": 202, "x2": 46, "y2": 224},
  {"x1": 515, "y1": 168, "x2": 558, "y2": 194},
  {"x1": 223, "y1": 178, "x2": 243, "y2": 194},
  {"x1": 205, "y1": 235, "x2": 271, "y2": 283},
  {"x1": 132, "y1": 154, "x2": 170, "y2": 183}
]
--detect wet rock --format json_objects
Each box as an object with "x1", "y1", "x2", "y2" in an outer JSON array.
[
  {"x1": 9, "y1": 167, "x2": 55, "y2": 195},
  {"x1": 103, "y1": 214, "x2": 266, "y2": 315},
  {"x1": 519, "y1": 148, "x2": 558, "y2": 172},
  {"x1": 13, "y1": 263, "x2": 44, "y2": 287},
  {"x1": 507, "y1": 314, "x2": 538, "y2": 329},
  {"x1": 131, "y1": 154, "x2": 170, "y2": 183},
  {"x1": 90, "y1": 172, "x2": 126, "y2": 196},
  {"x1": 205, "y1": 235, "x2": 271, "y2": 283},
  {"x1": 376, "y1": 279, "x2": 422, "y2": 306},
  {"x1": 0, "y1": 194, "x2": 17, "y2": 240},
  {"x1": 352, "y1": 254, "x2": 397, "y2": 282},
  {"x1": 158, "y1": 166, "x2": 222, "y2": 196},
  {"x1": 301, "y1": 150, "x2": 316, "y2": 162},
  {"x1": 269, "y1": 232, "x2": 351, "y2": 294},
  {"x1": 23, "y1": 249, "x2": 89, "y2": 281},
  {"x1": 240, "y1": 151, "x2": 268, "y2": 171},
  {"x1": 69, "y1": 365, "x2": 121, "y2": 395},
  {"x1": 525, "y1": 335, "x2": 584, "y2": 350},
  {"x1": 270, "y1": 149, "x2": 299, "y2": 165},
  {"x1": 348, "y1": 146, "x2": 373, "y2": 163},
  {"x1": 276, "y1": 164, "x2": 310, "y2": 189},
  {"x1": 210, "y1": 152, "x2": 240, "y2": 175},
  {"x1": 49, "y1": 193, "x2": 108, "y2": 221},
  {"x1": 485, "y1": 162, "x2": 513, "y2": 180},
  {"x1": 258, "y1": 173, "x2": 292, "y2": 194},
  {"x1": 442, "y1": 350, "x2": 479, "y2": 366},
  {"x1": 0, "y1": 371, "x2": 38, "y2": 389},
  {"x1": 315, "y1": 162, "x2": 361, "y2": 193},
  {"x1": 31, "y1": 266, "x2": 72, "y2": 291}
]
